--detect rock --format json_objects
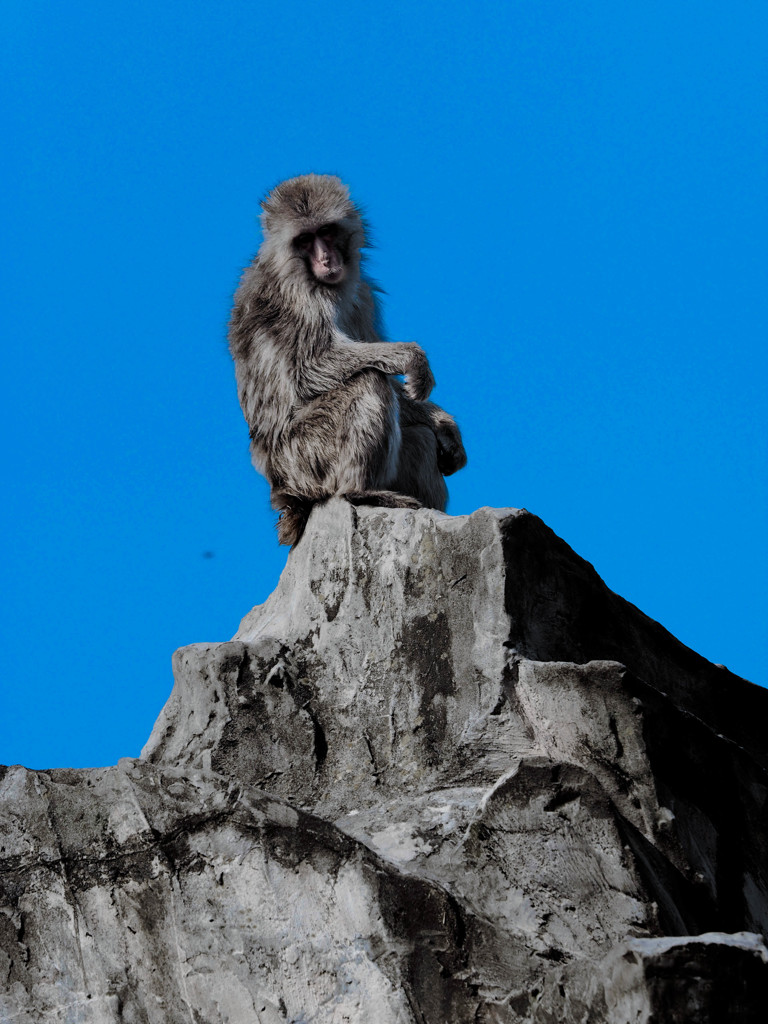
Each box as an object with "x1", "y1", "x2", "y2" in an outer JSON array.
[
  {"x1": 2, "y1": 501, "x2": 766, "y2": 1022},
  {"x1": 603, "y1": 932, "x2": 768, "y2": 1023}
]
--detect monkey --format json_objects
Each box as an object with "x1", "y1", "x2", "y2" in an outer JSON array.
[{"x1": 228, "y1": 173, "x2": 466, "y2": 546}]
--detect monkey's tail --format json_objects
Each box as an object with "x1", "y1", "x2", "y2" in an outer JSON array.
[{"x1": 275, "y1": 495, "x2": 314, "y2": 547}]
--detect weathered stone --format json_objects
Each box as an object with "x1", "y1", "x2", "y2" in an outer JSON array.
[{"x1": 2, "y1": 501, "x2": 766, "y2": 1022}]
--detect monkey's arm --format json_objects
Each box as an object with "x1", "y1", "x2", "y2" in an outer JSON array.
[{"x1": 299, "y1": 338, "x2": 435, "y2": 402}]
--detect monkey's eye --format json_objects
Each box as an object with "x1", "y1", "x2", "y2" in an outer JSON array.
[
  {"x1": 295, "y1": 232, "x2": 314, "y2": 250},
  {"x1": 317, "y1": 224, "x2": 338, "y2": 241}
]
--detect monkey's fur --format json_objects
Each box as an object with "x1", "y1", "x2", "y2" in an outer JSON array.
[{"x1": 228, "y1": 174, "x2": 466, "y2": 545}]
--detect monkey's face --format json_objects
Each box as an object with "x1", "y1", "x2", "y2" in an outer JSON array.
[{"x1": 294, "y1": 224, "x2": 346, "y2": 286}]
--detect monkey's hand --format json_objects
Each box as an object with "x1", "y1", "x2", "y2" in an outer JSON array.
[
  {"x1": 403, "y1": 344, "x2": 435, "y2": 401},
  {"x1": 435, "y1": 420, "x2": 467, "y2": 475}
]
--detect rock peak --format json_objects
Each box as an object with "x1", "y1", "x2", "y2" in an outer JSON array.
[{"x1": 3, "y1": 503, "x2": 767, "y2": 1022}]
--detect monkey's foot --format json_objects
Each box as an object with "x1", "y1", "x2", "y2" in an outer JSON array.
[
  {"x1": 344, "y1": 490, "x2": 422, "y2": 510},
  {"x1": 436, "y1": 429, "x2": 468, "y2": 476}
]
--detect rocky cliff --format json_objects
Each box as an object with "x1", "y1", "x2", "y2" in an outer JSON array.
[{"x1": 1, "y1": 502, "x2": 766, "y2": 1023}]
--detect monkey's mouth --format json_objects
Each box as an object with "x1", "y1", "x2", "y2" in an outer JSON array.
[{"x1": 313, "y1": 262, "x2": 345, "y2": 285}]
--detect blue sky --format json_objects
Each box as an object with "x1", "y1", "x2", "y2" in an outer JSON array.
[{"x1": 2, "y1": 1, "x2": 766, "y2": 770}]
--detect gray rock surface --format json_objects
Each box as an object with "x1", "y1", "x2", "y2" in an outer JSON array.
[{"x1": 2, "y1": 501, "x2": 767, "y2": 1022}]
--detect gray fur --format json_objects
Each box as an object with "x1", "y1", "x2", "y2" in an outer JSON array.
[{"x1": 228, "y1": 174, "x2": 467, "y2": 545}]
